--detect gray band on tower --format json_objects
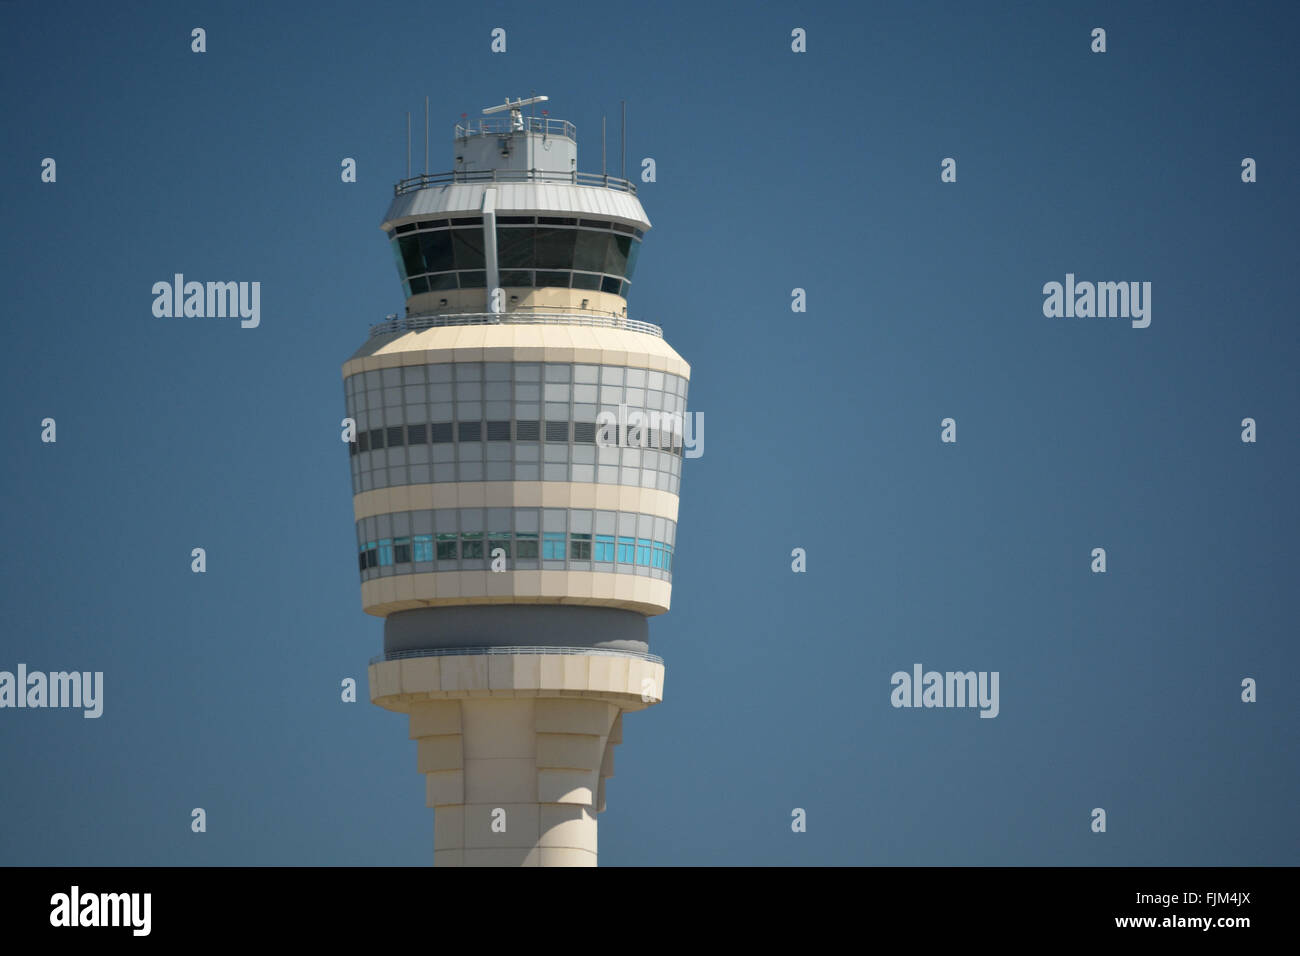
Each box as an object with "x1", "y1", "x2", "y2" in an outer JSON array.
[{"x1": 383, "y1": 605, "x2": 650, "y2": 655}]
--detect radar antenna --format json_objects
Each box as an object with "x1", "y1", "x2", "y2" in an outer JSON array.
[{"x1": 482, "y1": 94, "x2": 549, "y2": 131}]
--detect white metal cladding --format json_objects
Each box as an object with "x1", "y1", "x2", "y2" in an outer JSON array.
[{"x1": 382, "y1": 183, "x2": 651, "y2": 231}]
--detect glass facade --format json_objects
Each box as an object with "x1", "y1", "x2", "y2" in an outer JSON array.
[
  {"x1": 389, "y1": 217, "x2": 643, "y2": 298},
  {"x1": 343, "y1": 361, "x2": 690, "y2": 495},
  {"x1": 356, "y1": 507, "x2": 677, "y2": 583}
]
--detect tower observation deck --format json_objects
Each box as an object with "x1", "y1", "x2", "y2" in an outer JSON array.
[{"x1": 342, "y1": 96, "x2": 691, "y2": 866}]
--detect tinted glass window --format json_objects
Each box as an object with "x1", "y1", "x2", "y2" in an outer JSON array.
[
  {"x1": 605, "y1": 234, "x2": 631, "y2": 276},
  {"x1": 398, "y1": 237, "x2": 423, "y2": 277},
  {"x1": 419, "y1": 231, "x2": 455, "y2": 273},
  {"x1": 534, "y1": 228, "x2": 576, "y2": 269},
  {"x1": 452, "y1": 229, "x2": 484, "y2": 269},
  {"x1": 625, "y1": 239, "x2": 641, "y2": 280},
  {"x1": 497, "y1": 227, "x2": 533, "y2": 268},
  {"x1": 573, "y1": 231, "x2": 608, "y2": 273},
  {"x1": 535, "y1": 270, "x2": 570, "y2": 288}
]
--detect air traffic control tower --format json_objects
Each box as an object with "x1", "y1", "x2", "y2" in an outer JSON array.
[{"x1": 343, "y1": 96, "x2": 690, "y2": 866}]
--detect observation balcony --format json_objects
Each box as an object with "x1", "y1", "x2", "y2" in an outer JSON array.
[
  {"x1": 455, "y1": 115, "x2": 576, "y2": 140},
  {"x1": 395, "y1": 168, "x2": 638, "y2": 197},
  {"x1": 369, "y1": 310, "x2": 663, "y2": 339}
]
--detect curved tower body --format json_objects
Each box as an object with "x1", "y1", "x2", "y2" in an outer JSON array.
[{"x1": 344, "y1": 97, "x2": 689, "y2": 866}]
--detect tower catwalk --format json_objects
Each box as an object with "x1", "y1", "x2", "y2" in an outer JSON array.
[{"x1": 342, "y1": 96, "x2": 690, "y2": 866}]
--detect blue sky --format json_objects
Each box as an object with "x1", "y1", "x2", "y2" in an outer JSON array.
[{"x1": 1, "y1": 0, "x2": 1297, "y2": 865}]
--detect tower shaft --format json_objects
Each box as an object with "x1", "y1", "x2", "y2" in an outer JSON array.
[{"x1": 371, "y1": 652, "x2": 662, "y2": 865}]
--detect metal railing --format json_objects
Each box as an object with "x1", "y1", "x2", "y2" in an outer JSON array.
[
  {"x1": 455, "y1": 116, "x2": 577, "y2": 139},
  {"x1": 394, "y1": 168, "x2": 638, "y2": 197},
  {"x1": 368, "y1": 311, "x2": 663, "y2": 339},
  {"x1": 371, "y1": 645, "x2": 663, "y2": 666}
]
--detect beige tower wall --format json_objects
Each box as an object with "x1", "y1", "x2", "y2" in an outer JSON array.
[{"x1": 370, "y1": 652, "x2": 663, "y2": 866}]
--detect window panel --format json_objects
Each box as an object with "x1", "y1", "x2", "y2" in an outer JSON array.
[
  {"x1": 573, "y1": 230, "x2": 609, "y2": 272},
  {"x1": 534, "y1": 227, "x2": 576, "y2": 269},
  {"x1": 489, "y1": 532, "x2": 511, "y2": 559},
  {"x1": 636, "y1": 538, "x2": 652, "y2": 566},
  {"x1": 435, "y1": 534, "x2": 458, "y2": 560},
  {"x1": 452, "y1": 229, "x2": 485, "y2": 270},
  {"x1": 605, "y1": 234, "x2": 632, "y2": 276},
  {"x1": 394, "y1": 537, "x2": 411, "y2": 564},
  {"x1": 594, "y1": 535, "x2": 615, "y2": 562},
  {"x1": 543, "y1": 532, "x2": 566, "y2": 560},
  {"x1": 497, "y1": 226, "x2": 534, "y2": 269},
  {"x1": 617, "y1": 536, "x2": 635, "y2": 563},
  {"x1": 378, "y1": 538, "x2": 394, "y2": 567},
  {"x1": 570, "y1": 532, "x2": 592, "y2": 560},
  {"x1": 515, "y1": 533, "x2": 539, "y2": 559},
  {"x1": 535, "y1": 270, "x2": 570, "y2": 288},
  {"x1": 625, "y1": 238, "x2": 641, "y2": 279},
  {"x1": 413, "y1": 535, "x2": 433, "y2": 562},
  {"x1": 398, "y1": 237, "x2": 423, "y2": 278},
  {"x1": 419, "y1": 231, "x2": 455, "y2": 273},
  {"x1": 460, "y1": 534, "x2": 484, "y2": 560}
]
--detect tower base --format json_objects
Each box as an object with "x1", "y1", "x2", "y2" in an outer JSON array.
[{"x1": 369, "y1": 650, "x2": 663, "y2": 867}]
